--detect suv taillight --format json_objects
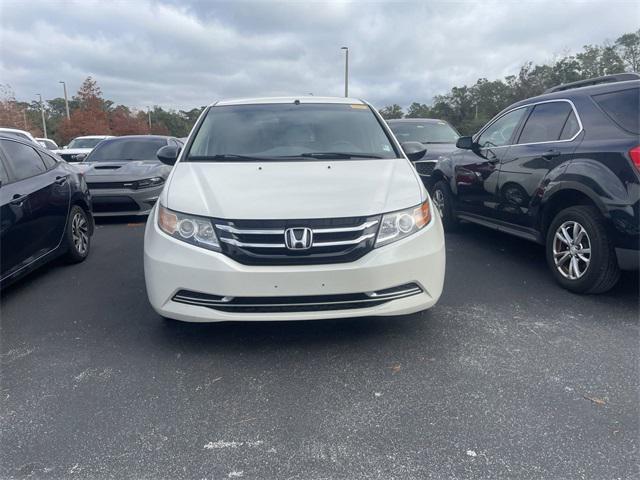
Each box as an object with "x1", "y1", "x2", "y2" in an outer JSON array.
[{"x1": 630, "y1": 146, "x2": 640, "y2": 171}]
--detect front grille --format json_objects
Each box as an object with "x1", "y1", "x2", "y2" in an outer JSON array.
[
  {"x1": 92, "y1": 196, "x2": 140, "y2": 212},
  {"x1": 414, "y1": 160, "x2": 436, "y2": 176},
  {"x1": 59, "y1": 153, "x2": 79, "y2": 162},
  {"x1": 214, "y1": 215, "x2": 380, "y2": 266},
  {"x1": 172, "y1": 283, "x2": 422, "y2": 313},
  {"x1": 87, "y1": 181, "x2": 133, "y2": 189}
]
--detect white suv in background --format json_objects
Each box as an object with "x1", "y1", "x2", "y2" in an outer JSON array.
[
  {"x1": 144, "y1": 97, "x2": 445, "y2": 322},
  {"x1": 54, "y1": 135, "x2": 113, "y2": 162}
]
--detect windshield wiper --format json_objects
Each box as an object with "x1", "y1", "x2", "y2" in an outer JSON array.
[
  {"x1": 187, "y1": 154, "x2": 281, "y2": 162},
  {"x1": 296, "y1": 152, "x2": 384, "y2": 159}
]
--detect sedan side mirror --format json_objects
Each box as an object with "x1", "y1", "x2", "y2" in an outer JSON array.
[
  {"x1": 157, "y1": 145, "x2": 180, "y2": 166},
  {"x1": 401, "y1": 141, "x2": 427, "y2": 162},
  {"x1": 456, "y1": 136, "x2": 475, "y2": 150},
  {"x1": 73, "y1": 153, "x2": 87, "y2": 162}
]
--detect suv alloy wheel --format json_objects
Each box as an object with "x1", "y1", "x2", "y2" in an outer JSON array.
[{"x1": 546, "y1": 206, "x2": 620, "y2": 293}]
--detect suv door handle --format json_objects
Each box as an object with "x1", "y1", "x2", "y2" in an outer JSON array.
[
  {"x1": 542, "y1": 149, "x2": 561, "y2": 160},
  {"x1": 10, "y1": 194, "x2": 27, "y2": 206},
  {"x1": 55, "y1": 175, "x2": 68, "y2": 185}
]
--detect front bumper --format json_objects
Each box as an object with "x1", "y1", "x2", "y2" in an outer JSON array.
[
  {"x1": 144, "y1": 205, "x2": 446, "y2": 322},
  {"x1": 89, "y1": 185, "x2": 163, "y2": 217}
]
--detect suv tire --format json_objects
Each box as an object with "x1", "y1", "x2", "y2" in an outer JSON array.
[
  {"x1": 63, "y1": 205, "x2": 91, "y2": 263},
  {"x1": 545, "y1": 206, "x2": 620, "y2": 293},
  {"x1": 433, "y1": 181, "x2": 458, "y2": 231}
]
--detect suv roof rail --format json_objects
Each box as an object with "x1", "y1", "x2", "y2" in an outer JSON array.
[{"x1": 544, "y1": 73, "x2": 640, "y2": 93}]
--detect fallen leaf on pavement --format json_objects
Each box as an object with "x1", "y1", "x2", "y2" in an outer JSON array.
[
  {"x1": 584, "y1": 395, "x2": 606, "y2": 406},
  {"x1": 390, "y1": 364, "x2": 401, "y2": 374}
]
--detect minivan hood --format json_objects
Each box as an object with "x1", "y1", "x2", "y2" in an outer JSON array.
[{"x1": 166, "y1": 159, "x2": 423, "y2": 219}]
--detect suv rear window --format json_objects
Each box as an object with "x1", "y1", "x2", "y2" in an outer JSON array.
[{"x1": 592, "y1": 87, "x2": 639, "y2": 134}]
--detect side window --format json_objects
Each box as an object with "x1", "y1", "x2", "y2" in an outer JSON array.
[
  {"x1": 517, "y1": 102, "x2": 574, "y2": 144},
  {"x1": 592, "y1": 87, "x2": 639, "y2": 134},
  {"x1": 38, "y1": 151, "x2": 58, "y2": 169},
  {"x1": 1, "y1": 139, "x2": 47, "y2": 181},
  {"x1": 559, "y1": 111, "x2": 580, "y2": 140},
  {"x1": 477, "y1": 108, "x2": 527, "y2": 148}
]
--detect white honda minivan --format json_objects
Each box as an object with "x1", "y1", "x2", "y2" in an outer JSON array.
[{"x1": 144, "y1": 96, "x2": 445, "y2": 322}]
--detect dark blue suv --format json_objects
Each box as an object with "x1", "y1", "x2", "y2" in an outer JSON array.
[{"x1": 431, "y1": 73, "x2": 639, "y2": 293}]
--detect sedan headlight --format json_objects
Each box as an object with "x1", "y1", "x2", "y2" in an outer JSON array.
[
  {"x1": 135, "y1": 177, "x2": 164, "y2": 189},
  {"x1": 158, "y1": 205, "x2": 221, "y2": 252},
  {"x1": 375, "y1": 199, "x2": 432, "y2": 247}
]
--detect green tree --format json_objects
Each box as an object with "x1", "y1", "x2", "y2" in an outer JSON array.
[
  {"x1": 379, "y1": 104, "x2": 404, "y2": 119},
  {"x1": 615, "y1": 30, "x2": 640, "y2": 72}
]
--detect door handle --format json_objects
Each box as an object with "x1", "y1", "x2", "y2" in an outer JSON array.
[
  {"x1": 10, "y1": 194, "x2": 27, "y2": 206},
  {"x1": 542, "y1": 150, "x2": 561, "y2": 160},
  {"x1": 55, "y1": 175, "x2": 68, "y2": 185}
]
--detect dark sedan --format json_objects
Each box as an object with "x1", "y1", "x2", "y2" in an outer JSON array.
[
  {"x1": 388, "y1": 118, "x2": 459, "y2": 187},
  {"x1": 79, "y1": 135, "x2": 182, "y2": 216},
  {"x1": 0, "y1": 136, "x2": 93, "y2": 288}
]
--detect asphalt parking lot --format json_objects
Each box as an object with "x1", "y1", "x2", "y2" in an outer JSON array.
[{"x1": 1, "y1": 219, "x2": 638, "y2": 480}]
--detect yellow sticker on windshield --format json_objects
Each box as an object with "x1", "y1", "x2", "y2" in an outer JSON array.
[{"x1": 350, "y1": 104, "x2": 368, "y2": 109}]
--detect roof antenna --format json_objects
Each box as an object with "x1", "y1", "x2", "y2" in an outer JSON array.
[{"x1": 294, "y1": 99, "x2": 301, "y2": 105}]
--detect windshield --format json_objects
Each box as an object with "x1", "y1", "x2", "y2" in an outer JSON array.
[
  {"x1": 68, "y1": 137, "x2": 105, "y2": 149},
  {"x1": 86, "y1": 138, "x2": 167, "y2": 162},
  {"x1": 187, "y1": 103, "x2": 398, "y2": 161},
  {"x1": 389, "y1": 121, "x2": 459, "y2": 143}
]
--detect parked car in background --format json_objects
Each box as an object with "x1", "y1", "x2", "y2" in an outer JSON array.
[
  {"x1": 36, "y1": 137, "x2": 58, "y2": 150},
  {"x1": 80, "y1": 135, "x2": 179, "y2": 216},
  {"x1": 54, "y1": 135, "x2": 113, "y2": 162},
  {"x1": 0, "y1": 136, "x2": 93, "y2": 288},
  {"x1": 0, "y1": 128, "x2": 38, "y2": 145},
  {"x1": 144, "y1": 96, "x2": 445, "y2": 323},
  {"x1": 387, "y1": 118, "x2": 459, "y2": 187},
  {"x1": 430, "y1": 73, "x2": 640, "y2": 293}
]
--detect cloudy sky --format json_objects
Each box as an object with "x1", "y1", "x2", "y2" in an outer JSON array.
[{"x1": 1, "y1": 0, "x2": 638, "y2": 111}]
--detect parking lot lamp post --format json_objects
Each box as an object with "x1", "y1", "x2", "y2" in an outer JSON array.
[
  {"x1": 36, "y1": 94, "x2": 47, "y2": 138},
  {"x1": 59, "y1": 81, "x2": 70, "y2": 120},
  {"x1": 341, "y1": 46, "x2": 349, "y2": 97},
  {"x1": 147, "y1": 107, "x2": 152, "y2": 131}
]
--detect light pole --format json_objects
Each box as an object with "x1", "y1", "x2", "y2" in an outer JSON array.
[
  {"x1": 59, "y1": 81, "x2": 70, "y2": 120},
  {"x1": 36, "y1": 94, "x2": 47, "y2": 138},
  {"x1": 341, "y1": 47, "x2": 349, "y2": 97},
  {"x1": 147, "y1": 106, "x2": 152, "y2": 131}
]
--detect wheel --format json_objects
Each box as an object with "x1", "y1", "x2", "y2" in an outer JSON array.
[
  {"x1": 432, "y1": 180, "x2": 459, "y2": 231},
  {"x1": 545, "y1": 205, "x2": 620, "y2": 293},
  {"x1": 63, "y1": 205, "x2": 91, "y2": 263}
]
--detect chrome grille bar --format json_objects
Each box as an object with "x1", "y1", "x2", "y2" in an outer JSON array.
[
  {"x1": 219, "y1": 238, "x2": 285, "y2": 248},
  {"x1": 215, "y1": 220, "x2": 378, "y2": 236}
]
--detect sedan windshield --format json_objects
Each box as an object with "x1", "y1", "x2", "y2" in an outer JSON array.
[
  {"x1": 390, "y1": 121, "x2": 459, "y2": 144},
  {"x1": 68, "y1": 137, "x2": 105, "y2": 149},
  {"x1": 187, "y1": 103, "x2": 398, "y2": 161},
  {"x1": 86, "y1": 138, "x2": 167, "y2": 162}
]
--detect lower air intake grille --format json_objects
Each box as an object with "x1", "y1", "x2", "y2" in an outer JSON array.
[{"x1": 172, "y1": 283, "x2": 423, "y2": 313}]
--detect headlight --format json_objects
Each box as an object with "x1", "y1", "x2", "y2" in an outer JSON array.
[
  {"x1": 135, "y1": 177, "x2": 164, "y2": 189},
  {"x1": 375, "y1": 199, "x2": 431, "y2": 247},
  {"x1": 158, "y1": 204, "x2": 220, "y2": 252}
]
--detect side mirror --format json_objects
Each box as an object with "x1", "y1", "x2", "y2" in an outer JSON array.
[
  {"x1": 63, "y1": 145, "x2": 68, "y2": 149},
  {"x1": 73, "y1": 153, "x2": 87, "y2": 162},
  {"x1": 456, "y1": 136, "x2": 475, "y2": 150},
  {"x1": 400, "y1": 141, "x2": 427, "y2": 162},
  {"x1": 157, "y1": 145, "x2": 180, "y2": 166}
]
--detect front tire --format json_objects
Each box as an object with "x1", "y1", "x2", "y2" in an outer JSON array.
[
  {"x1": 63, "y1": 205, "x2": 91, "y2": 263},
  {"x1": 432, "y1": 180, "x2": 459, "y2": 231},
  {"x1": 545, "y1": 206, "x2": 619, "y2": 293}
]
